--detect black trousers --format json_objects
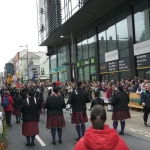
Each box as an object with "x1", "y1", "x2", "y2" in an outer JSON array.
[
  {"x1": 5, "y1": 111, "x2": 12, "y2": 125},
  {"x1": 143, "y1": 107, "x2": 150, "y2": 122}
]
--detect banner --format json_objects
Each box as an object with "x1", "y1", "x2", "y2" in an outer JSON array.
[{"x1": 129, "y1": 93, "x2": 143, "y2": 109}]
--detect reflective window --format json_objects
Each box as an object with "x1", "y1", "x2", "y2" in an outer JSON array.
[
  {"x1": 78, "y1": 68, "x2": 83, "y2": 80},
  {"x1": 88, "y1": 36, "x2": 95, "y2": 57},
  {"x1": 77, "y1": 41, "x2": 82, "y2": 61},
  {"x1": 134, "y1": 9, "x2": 150, "y2": 43},
  {"x1": 119, "y1": 71, "x2": 130, "y2": 80},
  {"x1": 84, "y1": 66, "x2": 89, "y2": 81},
  {"x1": 106, "y1": 25, "x2": 117, "y2": 51},
  {"x1": 59, "y1": 72, "x2": 67, "y2": 82},
  {"x1": 58, "y1": 47, "x2": 66, "y2": 66},
  {"x1": 116, "y1": 18, "x2": 128, "y2": 49},
  {"x1": 50, "y1": 55, "x2": 57, "y2": 69},
  {"x1": 82, "y1": 38, "x2": 88, "y2": 59},
  {"x1": 98, "y1": 31, "x2": 107, "y2": 54},
  {"x1": 90, "y1": 65, "x2": 96, "y2": 74},
  {"x1": 52, "y1": 74, "x2": 57, "y2": 82}
]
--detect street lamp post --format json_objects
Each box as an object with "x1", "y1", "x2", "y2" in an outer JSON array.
[
  {"x1": 19, "y1": 44, "x2": 29, "y2": 83},
  {"x1": 60, "y1": 33, "x2": 76, "y2": 82}
]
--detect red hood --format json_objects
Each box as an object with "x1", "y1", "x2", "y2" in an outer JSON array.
[{"x1": 82, "y1": 125, "x2": 124, "y2": 150}]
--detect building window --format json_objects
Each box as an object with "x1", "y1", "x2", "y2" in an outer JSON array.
[
  {"x1": 59, "y1": 72, "x2": 67, "y2": 82},
  {"x1": 98, "y1": 31, "x2": 107, "y2": 55},
  {"x1": 29, "y1": 61, "x2": 33, "y2": 65},
  {"x1": 88, "y1": 36, "x2": 95, "y2": 58},
  {"x1": 82, "y1": 34, "x2": 88, "y2": 60},
  {"x1": 83, "y1": 66, "x2": 89, "y2": 81},
  {"x1": 50, "y1": 55, "x2": 57, "y2": 69},
  {"x1": 106, "y1": 25, "x2": 117, "y2": 52},
  {"x1": 78, "y1": 68, "x2": 83, "y2": 80},
  {"x1": 41, "y1": 68, "x2": 45, "y2": 75},
  {"x1": 58, "y1": 47, "x2": 66, "y2": 67},
  {"x1": 116, "y1": 18, "x2": 128, "y2": 49},
  {"x1": 77, "y1": 40, "x2": 82, "y2": 61},
  {"x1": 134, "y1": 8, "x2": 150, "y2": 43}
]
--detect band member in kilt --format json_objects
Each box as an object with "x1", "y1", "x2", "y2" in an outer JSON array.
[
  {"x1": 13, "y1": 91, "x2": 23, "y2": 123},
  {"x1": 111, "y1": 86, "x2": 131, "y2": 135},
  {"x1": 44, "y1": 87, "x2": 66, "y2": 145},
  {"x1": 68, "y1": 81, "x2": 90, "y2": 141},
  {"x1": 20, "y1": 90, "x2": 41, "y2": 146}
]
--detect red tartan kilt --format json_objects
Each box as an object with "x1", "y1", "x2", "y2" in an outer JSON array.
[
  {"x1": 13, "y1": 108, "x2": 21, "y2": 116},
  {"x1": 112, "y1": 110, "x2": 131, "y2": 121},
  {"x1": 71, "y1": 111, "x2": 88, "y2": 124},
  {"x1": 46, "y1": 115, "x2": 66, "y2": 129},
  {"x1": 42, "y1": 102, "x2": 45, "y2": 108},
  {"x1": 22, "y1": 122, "x2": 39, "y2": 136}
]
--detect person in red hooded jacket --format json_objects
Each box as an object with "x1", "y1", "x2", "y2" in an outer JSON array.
[
  {"x1": 2, "y1": 91, "x2": 14, "y2": 127},
  {"x1": 74, "y1": 105, "x2": 129, "y2": 150}
]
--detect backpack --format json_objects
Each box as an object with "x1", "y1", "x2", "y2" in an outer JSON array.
[{"x1": 1, "y1": 96, "x2": 9, "y2": 108}]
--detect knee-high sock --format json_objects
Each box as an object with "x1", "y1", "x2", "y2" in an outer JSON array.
[
  {"x1": 51, "y1": 129, "x2": 56, "y2": 142},
  {"x1": 120, "y1": 121, "x2": 125, "y2": 133},
  {"x1": 76, "y1": 125, "x2": 81, "y2": 139},
  {"x1": 57, "y1": 128, "x2": 62, "y2": 141},
  {"x1": 18, "y1": 116, "x2": 21, "y2": 122},
  {"x1": 113, "y1": 121, "x2": 118, "y2": 130},
  {"x1": 26, "y1": 136, "x2": 30, "y2": 144},
  {"x1": 31, "y1": 136, "x2": 35, "y2": 143},
  {"x1": 81, "y1": 124, "x2": 86, "y2": 137}
]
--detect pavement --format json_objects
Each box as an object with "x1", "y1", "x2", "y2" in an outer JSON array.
[{"x1": 6, "y1": 101, "x2": 150, "y2": 150}]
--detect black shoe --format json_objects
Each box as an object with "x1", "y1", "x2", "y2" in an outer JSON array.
[
  {"x1": 16, "y1": 121, "x2": 18, "y2": 123},
  {"x1": 9, "y1": 124, "x2": 13, "y2": 127},
  {"x1": 58, "y1": 140, "x2": 62, "y2": 144},
  {"x1": 52, "y1": 142, "x2": 56, "y2": 145},
  {"x1": 30, "y1": 143, "x2": 35, "y2": 146},
  {"x1": 119, "y1": 132, "x2": 124, "y2": 135},
  {"x1": 75, "y1": 138, "x2": 80, "y2": 141},
  {"x1": 26, "y1": 143, "x2": 30, "y2": 146}
]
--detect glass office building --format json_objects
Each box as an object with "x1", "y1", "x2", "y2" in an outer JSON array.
[{"x1": 37, "y1": 0, "x2": 150, "y2": 82}]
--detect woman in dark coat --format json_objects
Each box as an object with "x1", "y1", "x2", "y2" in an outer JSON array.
[
  {"x1": 44, "y1": 87, "x2": 66, "y2": 145},
  {"x1": 111, "y1": 86, "x2": 131, "y2": 135},
  {"x1": 20, "y1": 90, "x2": 41, "y2": 146},
  {"x1": 13, "y1": 91, "x2": 23, "y2": 123}
]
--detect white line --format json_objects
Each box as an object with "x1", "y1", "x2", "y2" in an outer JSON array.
[
  {"x1": 35, "y1": 135, "x2": 46, "y2": 146},
  {"x1": 131, "y1": 114, "x2": 142, "y2": 117}
]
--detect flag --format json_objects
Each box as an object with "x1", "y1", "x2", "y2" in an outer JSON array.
[{"x1": 31, "y1": 74, "x2": 35, "y2": 82}]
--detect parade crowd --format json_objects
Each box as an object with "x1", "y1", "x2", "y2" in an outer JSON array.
[{"x1": 0, "y1": 76, "x2": 150, "y2": 149}]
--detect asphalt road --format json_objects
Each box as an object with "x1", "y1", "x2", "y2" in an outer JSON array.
[{"x1": 7, "y1": 106, "x2": 150, "y2": 150}]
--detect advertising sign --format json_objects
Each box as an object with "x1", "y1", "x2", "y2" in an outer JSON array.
[
  {"x1": 134, "y1": 39, "x2": 150, "y2": 56},
  {"x1": 108, "y1": 61, "x2": 118, "y2": 72},
  {"x1": 105, "y1": 50, "x2": 118, "y2": 62},
  {"x1": 119, "y1": 58, "x2": 130, "y2": 70},
  {"x1": 136, "y1": 53, "x2": 150, "y2": 69},
  {"x1": 100, "y1": 62, "x2": 108, "y2": 74}
]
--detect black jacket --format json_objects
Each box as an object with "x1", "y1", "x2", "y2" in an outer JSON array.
[
  {"x1": 20, "y1": 97, "x2": 41, "y2": 122},
  {"x1": 90, "y1": 98, "x2": 104, "y2": 109},
  {"x1": 13, "y1": 95, "x2": 23, "y2": 109},
  {"x1": 111, "y1": 91, "x2": 130, "y2": 112},
  {"x1": 44, "y1": 95, "x2": 66, "y2": 116},
  {"x1": 68, "y1": 88, "x2": 90, "y2": 112}
]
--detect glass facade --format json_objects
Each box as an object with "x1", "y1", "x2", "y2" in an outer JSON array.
[
  {"x1": 83, "y1": 66, "x2": 89, "y2": 81},
  {"x1": 58, "y1": 47, "x2": 66, "y2": 66},
  {"x1": 78, "y1": 68, "x2": 83, "y2": 80},
  {"x1": 134, "y1": 8, "x2": 150, "y2": 43},
  {"x1": 60, "y1": 0, "x2": 89, "y2": 24},
  {"x1": 52, "y1": 74, "x2": 57, "y2": 82},
  {"x1": 50, "y1": 55, "x2": 57, "y2": 69},
  {"x1": 59, "y1": 72, "x2": 67, "y2": 82}
]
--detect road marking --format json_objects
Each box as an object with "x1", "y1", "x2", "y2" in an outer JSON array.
[
  {"x1": 36, "y1": 135, "x2": 46, "y2": 146},
  {"x1": 126, "y1": 128, "x2": 150, "y2": 137},
  {"x1": 131, "y1": 114, "x2": 142, "y2": 117}
]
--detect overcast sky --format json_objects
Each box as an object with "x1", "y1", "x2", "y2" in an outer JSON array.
[{"x1": 0, "y1": 0, "x2": 45, "y2": 72}]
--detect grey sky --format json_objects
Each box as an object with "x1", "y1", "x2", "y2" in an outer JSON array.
[{"x1": 0, "y1": 0, "x2": 45, "y2": 72}]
